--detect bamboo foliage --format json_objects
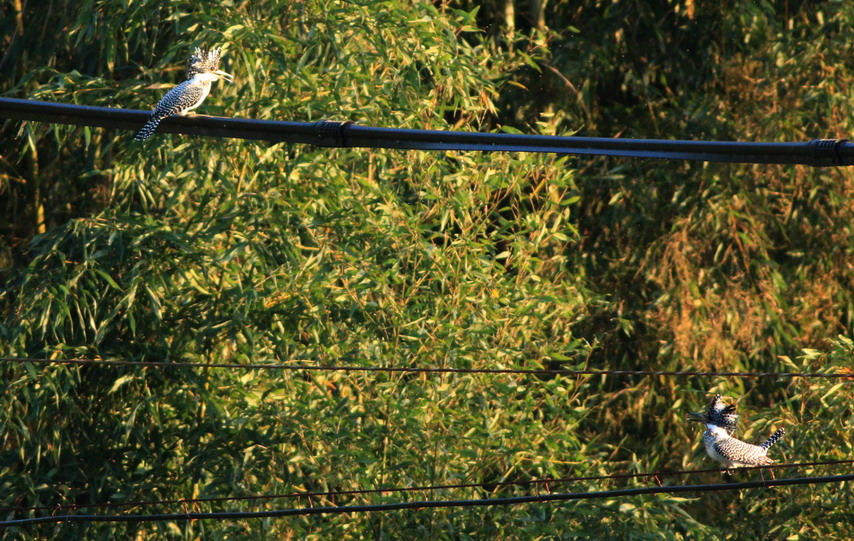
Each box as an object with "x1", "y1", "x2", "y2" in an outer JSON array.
[{"x1": 1, "y1": 1, "x2": 852, "y2": 538}]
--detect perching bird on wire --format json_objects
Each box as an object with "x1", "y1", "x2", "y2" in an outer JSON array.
[
  {"x1": 134, "y1": 47, "x2": 233, "y2": 141},
  {"x1": 688, "y1": 394, "x2": 785, "y2": 472}
]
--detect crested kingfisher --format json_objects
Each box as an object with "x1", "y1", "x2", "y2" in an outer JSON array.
[
  {"x1": 688, "y1": 394, "x2": 785, "y2": 471},
  {"x1": 134, "y1": 46, "x2": 233, "y2": 141}
]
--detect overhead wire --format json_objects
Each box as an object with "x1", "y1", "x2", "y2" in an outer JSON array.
[
  {"x1": 4, "y1": 358, "x2": 848, "y2": 518},
  {"x1": 2, "y1": 474, "x2": 852, "y2": 526},
  {"x1": 1, "y1": 97, "x2": 853, "y2": 166},
  {"x1": 1, "y1": 357, "x2": 851, "y2": 380},
  {"x1": 2, "y1": 459, "x2": 852, "y2": 514}
]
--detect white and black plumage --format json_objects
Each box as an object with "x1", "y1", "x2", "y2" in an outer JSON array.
[
  {"x1": 134, "y1": 47, "x2": 233, "y2": 141},
  {"x1": 699, "y1": 394, "x2": 740, "y2": 436},
  {"x1": 688, "y1": 394, "x2": 785, "y2": 470}
]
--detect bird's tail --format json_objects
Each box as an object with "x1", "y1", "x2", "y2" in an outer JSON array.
[
  {"x1": 134, "y1": 115, "x2": 163, "y2": 141},
  {"x1": 760, "y1": 427, "x2": 785, "y2": 451}
]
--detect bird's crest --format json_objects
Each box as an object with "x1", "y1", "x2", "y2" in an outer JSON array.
[
  {"x1": 187, "y1": 47, "x2": 223, "y2": 77},
  {"x1": 707, "y1": 394, "x2": 739, "y2": 433}
]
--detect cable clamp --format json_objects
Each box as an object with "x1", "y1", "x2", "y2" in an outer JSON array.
[
  {"x1": 808, "y1": 138, "x2": 848, "y2": 166},
  {"x1": 313, "y1": 120, "x2": 355, "y2": 148}
]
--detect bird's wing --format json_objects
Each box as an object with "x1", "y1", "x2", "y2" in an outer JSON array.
[
  {"x1": 713, "y1": 438, "x2": 772, "y2": 465},
  {"x1": 152, "y1": 80, "x2": 206, "y2": 117}
]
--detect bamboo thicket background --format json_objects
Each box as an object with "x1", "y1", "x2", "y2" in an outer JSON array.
[{"x1": 1, "y1": 0, "x2": 852, "y2": 538}]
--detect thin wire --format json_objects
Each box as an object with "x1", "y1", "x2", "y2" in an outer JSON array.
[
  {"x1": 2, "y1": 357, "x2": 852, "y2": 380},
  {"x1": 3, "y1": 459, "x2": 851, "y2": 513},
  {"x1": 2, "y1": 474, "x2": 852, "y2": 526}
]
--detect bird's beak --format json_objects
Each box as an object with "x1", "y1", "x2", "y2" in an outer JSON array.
[
  {"x1": 215, "y1": 69, "x2": 234, "y2": 82},
  {"x1": 687, "y1": 411, "x2": 707, "y2": 423}
]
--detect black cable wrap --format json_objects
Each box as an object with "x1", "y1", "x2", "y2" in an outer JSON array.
[
  {"x1": 808, "y1": 138, "x2": 848, "y2": 166},
  {"x1": 2, "y1": 97, "x2": 854, "y2": 166},
  {"x1": 312, "y1": 120, "x2": 354, "y2": 147}
]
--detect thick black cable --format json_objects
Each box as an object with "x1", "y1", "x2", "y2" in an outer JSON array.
[
  {"x1": 2, "y1": 357, "x2": 851, "y2": 380},
  {"x1": 1, "y1": 97, "x2": 852, "y2": 166},
  {"x1": 2, "y1": 459, "x2": 851, "y2": 513},
  {"x1": 2, "y1": 474, "x2": 851, "y2": 526}
]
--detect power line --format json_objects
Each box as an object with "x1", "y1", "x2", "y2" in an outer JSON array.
[
  {"x1": 3, "y1": 459, "x2": 851, "y2": 513},
  {"x1": 1, "y1": 97, "x2": 852, "y2": 166},
  {"x1": 3, "y1": 474, "x2": 852, "y2": 526},
  {"x1": 2, "y1": 357, "x2": 851, "y2": 380}
]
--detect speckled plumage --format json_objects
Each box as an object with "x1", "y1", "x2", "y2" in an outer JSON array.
[
  {"x1": 134, "y1": 47, "x2": 232, "y2": 141},
  {"x1": 689, "y1": 395, "x2": 785, "y2": 470}
]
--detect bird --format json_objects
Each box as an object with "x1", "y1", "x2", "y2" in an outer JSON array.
[
  {"x1": 134, "y1": 47, "x2": 233, "y2": 141},
  {"x1": 688, "y1": 394, "x2": 785, "y2": 471}
]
